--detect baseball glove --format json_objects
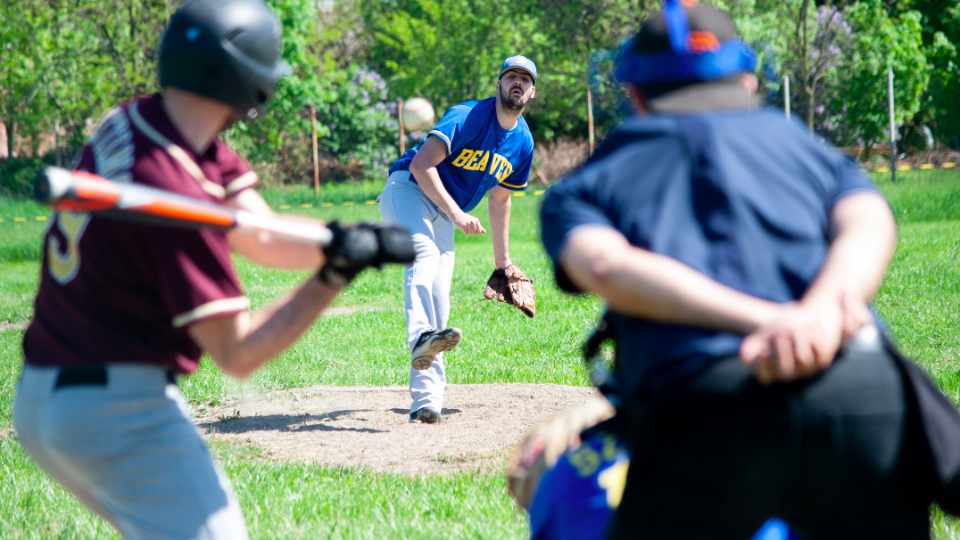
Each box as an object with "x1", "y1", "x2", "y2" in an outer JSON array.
[
  {"x1": 506, "y1": 397, "x2": 616, "y2": 509},
  {"x1": 483, "y1": 264, "x2": 536, "y2": 318}
]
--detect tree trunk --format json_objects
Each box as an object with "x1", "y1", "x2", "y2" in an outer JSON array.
[
  {"x1": 30, "y1": 131, "x2": 40, "y2": 158},
  {"x1": 10, "y1": 121, "x2": 18, "y2": 158},
  {"x1": 793, "y1": 0, "x2": 816, "y2": 130},
  {"x1": 0, "y1": 121, "x2": 7, "y2": 159}
]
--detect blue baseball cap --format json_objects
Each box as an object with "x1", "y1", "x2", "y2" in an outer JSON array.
[
  {"x1": 500, "y1": 55, "x2": 537, "y2": 84},
  {"x1": 614, "y1": 0, "x2": 756, "y2": 112},
  {"x1": 615, "y1": 0, "x2": 755, "y2": 87}
]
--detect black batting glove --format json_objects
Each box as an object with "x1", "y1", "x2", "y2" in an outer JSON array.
[
  {"x1": 374, "y1": 224, "x2": 416, "y2": 264},
  {"x1": 317, "y1": 221, "x2": 379, "y2": 288},
  {"x1": 317, "y1": 221, "x2": 416, "y2": 288}
]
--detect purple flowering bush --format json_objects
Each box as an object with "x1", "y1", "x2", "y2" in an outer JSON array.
[
  {"x1": 809, "y1": 7, "x2": 859, "y2": 146},
  {"x1": 318, "y1": 65, "x2": 400, "y2": 181},
  {"x1": 780, "y1": 6, "x2": 857, "y2": 144}
]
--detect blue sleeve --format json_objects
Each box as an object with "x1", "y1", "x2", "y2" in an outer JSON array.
[
  {"x1": 830, "y1": 152, "x2": 881, "y2": 206},
  {"x1": 529, "y1": 466, "x2": 558, "y2": 540},
  {"x1": 540, "y1": 172, "x2": 617, "y2": 267},
  {"x1": 427, "y1": 103, "x2": 475, "y2": 157}
]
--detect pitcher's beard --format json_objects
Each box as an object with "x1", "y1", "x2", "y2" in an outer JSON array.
[{"x1": 500, "y1": 86, "x2": 527, "y2": 112}]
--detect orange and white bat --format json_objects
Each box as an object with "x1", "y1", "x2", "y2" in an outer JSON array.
[{"x1": 33, "y1": 166, "x2": 333, "y2": 246}]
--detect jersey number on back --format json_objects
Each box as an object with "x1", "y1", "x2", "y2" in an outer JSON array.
[{"x1": 47, "y1": 211, "x2": 92, "y2": 284}]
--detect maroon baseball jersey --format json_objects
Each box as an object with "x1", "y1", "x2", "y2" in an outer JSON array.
[{"x1": 23, "y1": 93, "x2": 259, "y2": 374}]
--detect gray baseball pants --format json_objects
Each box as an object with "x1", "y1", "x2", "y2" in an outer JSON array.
[
  {"x1": 13, "y1": 363, "x2": 248, "y2": 540},
  {"x1": 378, "y1": 171, "x2": 455, "y2": 414}
]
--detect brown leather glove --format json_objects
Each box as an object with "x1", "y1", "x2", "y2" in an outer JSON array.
[
  {"x1": 484, "y1": 268, "x2": 509, "y2": 303},
  {"x1": 483, "y1": 264, "x2": 536, "y2": 317},
  {"x1": 505, "y1": 264, "x2": 535, "y2": 318}
]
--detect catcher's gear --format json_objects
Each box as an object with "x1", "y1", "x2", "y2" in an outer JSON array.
[
  {"x1": 506, "y1": 397, "x2": 616, "y2": 509},
  {"x1": 483, "y1": 264, "x2": 536, "y2": 317},
  {"x1": 584, "y1": 311, "x2": 623, "y2": 409}
]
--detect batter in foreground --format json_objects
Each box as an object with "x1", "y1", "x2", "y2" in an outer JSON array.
[{"x1": 13, "y1": 1, "x2": 412, "y2": 538}]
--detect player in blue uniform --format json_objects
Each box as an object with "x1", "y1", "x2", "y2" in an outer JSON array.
[
  {"x1": 379, "y1": 56, "x2": 537, "y2": 423},
  {"x1": 527, "y1": 419, "x2": 630, "y2": 540},
  {"x1": 540, "y1": 1, "x2": 960, "y2": 538},
  {"x1": 525, "y1": 420, "x2": 799, "y2": 540}
]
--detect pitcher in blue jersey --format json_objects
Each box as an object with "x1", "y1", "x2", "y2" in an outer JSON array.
[{"x1": 379, "y1": 56, "x2": 537, "y2": 423}]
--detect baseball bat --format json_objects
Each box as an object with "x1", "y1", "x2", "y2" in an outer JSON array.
[{"x1": 33, "y1": 166, "x2": 333, "y2": 246}]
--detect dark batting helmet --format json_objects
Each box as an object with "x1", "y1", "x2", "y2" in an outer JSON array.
[{"x1": 158, "y1": 0, "x2": 291, "y2": 122}]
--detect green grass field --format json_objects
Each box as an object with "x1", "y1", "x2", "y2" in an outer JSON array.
[{"x1": 1, "y1": 171, "x2": 960, "y2": 538}]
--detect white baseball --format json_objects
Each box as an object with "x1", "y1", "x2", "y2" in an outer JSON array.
[{"x1": 401, "y1": 97, "x2": 436, "y2": 131}]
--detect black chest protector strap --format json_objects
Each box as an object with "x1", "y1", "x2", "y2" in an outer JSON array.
[{"x1": 584, "y1": 310, "x2": 622, "y2": 409}]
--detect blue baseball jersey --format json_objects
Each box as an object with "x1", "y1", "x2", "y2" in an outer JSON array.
[
  {"x1": 528, "y1": 430, "x2": 802, "y2": 540},
  {"x1": 540, "y1": 109, "x2": 880, "y2": 397},
  {"x1": 390, "y1": 97, "x2": 534, "y2": 212},
  {"x1": 750, "y1": 518, "x2": 804, "y2": 540},
  {"x1": 529, "y1": 431, "x2": 630, "y2": 540}
]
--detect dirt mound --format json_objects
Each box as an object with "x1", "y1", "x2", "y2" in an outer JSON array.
[{"x1": 196, "y1": 383, "x2": 599, "y2": 475}]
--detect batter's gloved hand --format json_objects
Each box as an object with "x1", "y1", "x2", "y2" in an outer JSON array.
[
  {"x1": 317, "y1": 221, "x2": 415, "y2": 288},
  {"x1": 483, "y1": 264, "x2": 536, "y2": 318}
]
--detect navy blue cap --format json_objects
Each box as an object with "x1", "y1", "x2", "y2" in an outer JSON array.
[
  {"x1": 615, "y1": 0, "x2": 755, "y2": 86},
  {"x1": 500, "y1": 56, "x2": 537, "y2": 83}
]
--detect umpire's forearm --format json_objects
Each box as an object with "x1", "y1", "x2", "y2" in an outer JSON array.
[
  {"x1": 801, "y1": 192, "x2": 897, "y2": 308},
  {"x1": 560, "y1": 226, "x2": 780, "y2": 334}
]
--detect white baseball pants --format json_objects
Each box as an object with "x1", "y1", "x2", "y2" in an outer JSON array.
[
  {"x1": 378, "y1": 171, "x2": 455, "y2": 414},
  {"x1": 13, "y1": 363, "x2": 249, "y2": 540}
]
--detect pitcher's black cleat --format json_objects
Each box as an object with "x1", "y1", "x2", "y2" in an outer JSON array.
[
  {"x1": 409, "y1": 407, "x2": 442, "y2": 424},
  {"x1": 411, "y1": 328, "x2": 462, "y2": 370}
]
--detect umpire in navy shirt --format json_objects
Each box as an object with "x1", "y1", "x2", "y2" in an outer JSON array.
[{"x1": 540, "y1": 1, "x2": 960, "y2": 538}]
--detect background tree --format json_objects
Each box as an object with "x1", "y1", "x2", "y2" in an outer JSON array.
[
  {"x1": 830, "y1": 0, "x2": 928, "y2": 149},
  {"x1": 3, "y1": 0, "x2": 960, "y2": 194}
]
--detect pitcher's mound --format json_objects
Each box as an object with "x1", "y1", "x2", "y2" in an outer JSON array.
[{"x1": 196, "y1": 383, "x2": 600, "y2": 475}]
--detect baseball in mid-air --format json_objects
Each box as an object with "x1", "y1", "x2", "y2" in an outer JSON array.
[{"x1": 402, "y1": 97, "x2": 436, "y2": 131}]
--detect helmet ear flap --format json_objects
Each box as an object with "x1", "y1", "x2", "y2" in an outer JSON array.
[{"x1": 157, "y1": 0, "x2": 288, "y2": 122}]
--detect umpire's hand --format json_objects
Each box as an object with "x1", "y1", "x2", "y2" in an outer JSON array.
[{"x1": 739, "y1": 292, "x2": 873, "y2": 384}]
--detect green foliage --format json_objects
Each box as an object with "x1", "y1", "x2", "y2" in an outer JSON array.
[
  {"x1": 5, "y1": 0, "x2": 960, "y2": 179},
  {"x1": 362, "y1": 0, "x2": 543, "y2": 114},
  {"x1": 832, "y1": 2, "x2": 928, "y2": 148},
  {"x1": 516, "y1": 0, "x2": 650, "y2": 139},
  {"x1": 321, "y1": 65, "x2": 399, "y2": 178},
  {"x1": 0, "y1": 0, "x2": 399, "y2": 188},
  {"x1": 0, "y1": 0, "x2": 171, "y2": 152},
  {"x1": 213, "y1": 0, "x2": 404, "y2": 184},
  {"x1": 226, "y1": 0, "x2": 334, "y2": 178},
  {"x1": 923, "y1": 30, "x2": 960, "y2": 145},
  {"x1": 0, "y1": 157, "x2": 52, "y2": 198},
  {"x1": 357, "y1": 0, "x2": 649, "y2": 140}
]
